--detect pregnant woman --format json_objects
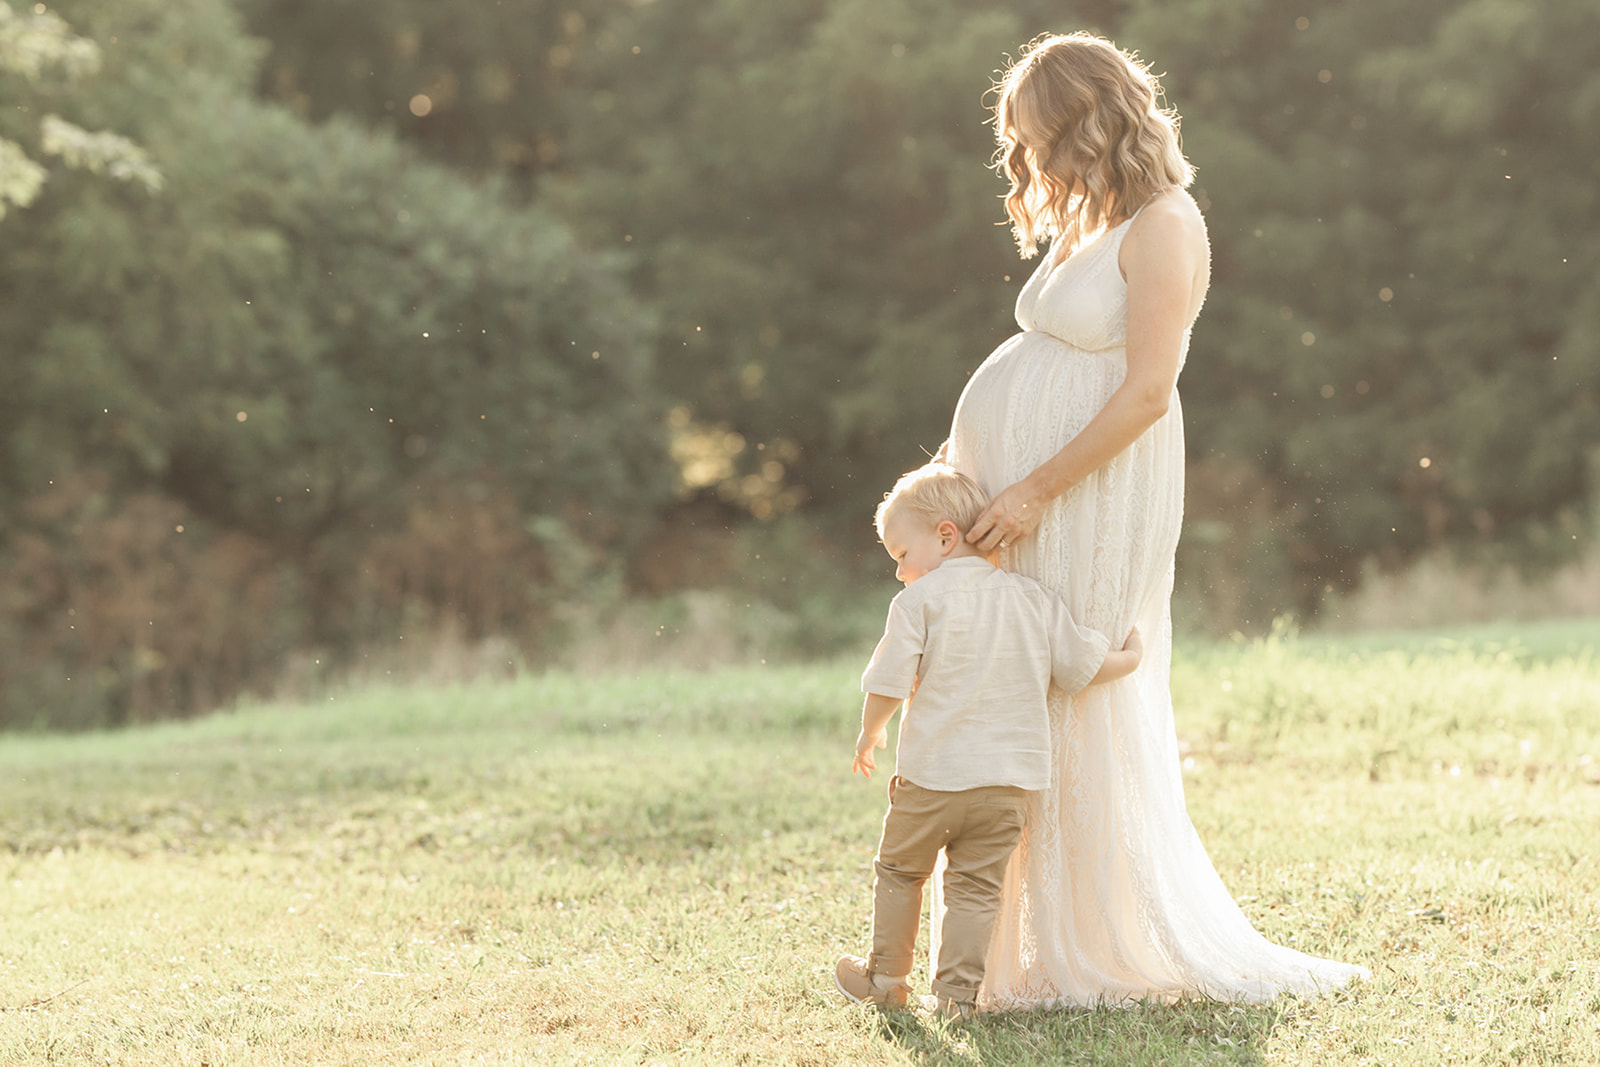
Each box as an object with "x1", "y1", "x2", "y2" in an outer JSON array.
[{"x1": 937, "y1": 31, "x2": 1367, "y2": 1009}]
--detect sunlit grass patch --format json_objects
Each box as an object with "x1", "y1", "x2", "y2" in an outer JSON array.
[{"x1": 2, "y1": 628, "x2": 1599, "y2": 1064}]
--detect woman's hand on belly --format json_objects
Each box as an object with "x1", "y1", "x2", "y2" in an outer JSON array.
[{"x1": 966, "y1": 476, "x2": 1051, "y2": 553}]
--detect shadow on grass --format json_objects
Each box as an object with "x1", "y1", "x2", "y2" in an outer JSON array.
[{"x1": 872, "y1": 998, "x2": 1282, "y2": 1066}]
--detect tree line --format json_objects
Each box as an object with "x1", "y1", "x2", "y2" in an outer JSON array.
[{"x1": 2, "y1": 0, "x2": 1596, "y2": 728}]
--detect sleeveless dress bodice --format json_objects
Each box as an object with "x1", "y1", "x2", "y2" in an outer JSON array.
[{"x1": 1017, "y1": 219, "x2": 1137, "y2": 353}]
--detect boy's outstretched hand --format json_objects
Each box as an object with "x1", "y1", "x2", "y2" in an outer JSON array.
[
  {"x1": 854, "y1": 692, "x2": 901, "y2": 777},
  {"x1": 1122, "y1": 625, "x2": 1143, "y2": 662},
  {"x1": 853, "y1": 727, "x2": 887, "y2": 777}
]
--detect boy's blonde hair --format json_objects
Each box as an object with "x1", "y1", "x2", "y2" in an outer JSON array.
[{"x1": 875, "y1": 463, "x2": 989, "y2": 539}]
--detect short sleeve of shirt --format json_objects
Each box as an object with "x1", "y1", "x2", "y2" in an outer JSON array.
[
  {"x1": 1046, "y1": 596, "x2": 1111, "y2": 695},
  {"x1": 860, "y1": 594, "x2": 925, "y2": 700}
]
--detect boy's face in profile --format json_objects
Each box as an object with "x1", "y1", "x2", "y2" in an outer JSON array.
[{"x1": 880, "y1": 509, "x2": 958, "y2": 586}]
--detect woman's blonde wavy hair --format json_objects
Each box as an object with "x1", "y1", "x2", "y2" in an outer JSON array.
[{"x1": 993, "y1": 32, "x2": 1194, "y2": 258}]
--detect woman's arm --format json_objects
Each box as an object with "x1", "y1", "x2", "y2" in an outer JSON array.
[{"x1": 966, "y1": 196, "x2": 1208, "y2": 553}]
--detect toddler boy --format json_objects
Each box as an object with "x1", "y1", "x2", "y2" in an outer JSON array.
[{"x1": 833, "y1": 462, "x2": 1141, "y2": 1018}]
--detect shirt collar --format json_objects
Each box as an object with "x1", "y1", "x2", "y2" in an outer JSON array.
[{"x1": 937, "y1": 556, "x2": 996, "y2": 572}]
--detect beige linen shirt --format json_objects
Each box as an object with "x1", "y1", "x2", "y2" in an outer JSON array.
[{"x1": 860, "y1": 557, "x2": 1110, "y2": 792}]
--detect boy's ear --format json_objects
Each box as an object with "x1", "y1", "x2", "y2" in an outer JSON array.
[{"x1": 935, "y1": 519, "x2": 962, "y2": 553}]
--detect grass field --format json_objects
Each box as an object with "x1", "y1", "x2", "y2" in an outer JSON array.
[{"x1": 3, "y1": 620, "x2": 1599, "y2": 1065}]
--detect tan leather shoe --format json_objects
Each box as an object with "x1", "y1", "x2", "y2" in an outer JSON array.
[{"x1": 833, "y1": 955, "x2": 910, "y2": 1008}]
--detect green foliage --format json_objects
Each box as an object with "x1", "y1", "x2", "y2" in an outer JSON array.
[
  {"x1": 1128, "y1": 0, "x2": 1600, "y2": 593},
  {"x1": 244, "y1": 0, "x2": 1600, "y2": 620},
  {"x1": 241, "y1": 0, "x2": 1125, "y2": 527},
  {"x1": 0, "y1": 0, "x2": 158, "y2": 219},
  {"x1": 546, "y1": 0, "x2": 1087, "y2": 523},
  {"x1": 8, "y1": 0, "x2": 1600, "y2": 726},
  {"x1": 0, "y1": 0, "x2": 669, "y2": 728},
  {"x1": 237, "y1": 0, "x2": 622, "y2": 183}
]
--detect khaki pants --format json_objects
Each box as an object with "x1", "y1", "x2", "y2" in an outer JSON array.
[{"x1": 866, "y1": 777, "x2": 1028, "y2": 1004}]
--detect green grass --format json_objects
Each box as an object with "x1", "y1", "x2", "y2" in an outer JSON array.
[
  {"x1": 1288, "y1": 615, "x2": 1600, "y2": 662},
  {"x1": 2, "y1": 621, "x2": 1599, "y2": 1064}
]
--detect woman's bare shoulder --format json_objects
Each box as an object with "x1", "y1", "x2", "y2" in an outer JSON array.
[
  {"x1": 1120, "y1": 189, "x2": 1209, "y2": 288},
  {"x1": 1132, "y1": 189, "x2": 1205, "y2": 238},
  {"x1": 1124, "y1": 189, "x2": 1207, "y2": 261}
]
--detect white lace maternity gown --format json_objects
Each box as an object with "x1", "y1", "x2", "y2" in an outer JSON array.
[{"x1": 938, "y1": 208, "x2": 1368, "y2": 1009}]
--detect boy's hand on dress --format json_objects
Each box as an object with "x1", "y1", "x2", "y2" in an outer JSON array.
[
  {"x1": 1122, "y1": 625, "x2": 1143, "y2": 665},
  {"x1": 853, "y1": 728, "x2": 887, "y2": 777},
  {"x1": 1087, "y1": 625, "x2": 1144, "y2": 685}
]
